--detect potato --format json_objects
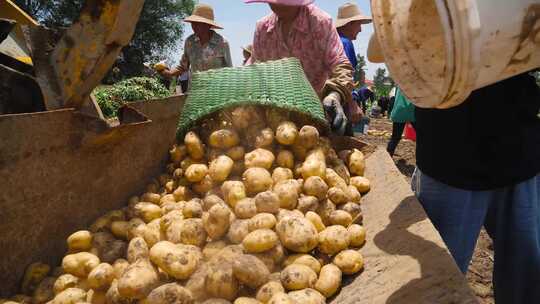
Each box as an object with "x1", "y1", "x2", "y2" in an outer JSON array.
[
  {"x1": 256, "y1": 281, "x2": 285, "y2": 304},
  {"x1": 280, "y1": 264, "x2": 317, "y2": 291},
  {"x1": 86, "y1": 289, "x2": 107, "y2": 304},
  {"x1": 127, "y1": 237, "x2": 149, "y2": 263},
  {"x1": 235, "y1": 198, "x2": 258, "y2": 219},
  {"x1": 245, "y1": 149, "x2": 275, "y2": 170},
  {"x1": 221, "y1": 218, "x2": 249, "y2": 244},
  {"x1": 276, "y1": 150, "x2": 294, "y2": 169},
  {"x1": 182, "y1": 199, "x2": 203, "y2": 218},
  {"x1": 180, "y1": 218, "x2": 207, "y2": 247},
  {"x1": 184, "y1": 132, "x2": 205, "y2": 160},
  {"x1": 275, "y1": 122, "x2": 298, "y2": 146},
  {"x1": 305, "y1": 212, "x2": 326, "y2": 233},
  {"x1": 141, "y1": 193, "x2": 161, "y2": 205},
  {"x1": 327, "y1": 187, "x2": 348, "y2": 205},
  {"x1": 297, "y1": 126, "x2": 319, "y2": 150},
  {"x1": 91, "y1": 236, "x2": 126, "y2": 265},
  {"x1": 254, "y1": 191, "x2": 280, "y2": 214},
  {"x1": 209, "y1": 155, "x2": 234, "y2": 182},
  {"x1": 134, "y1": 202, "x2": 162, "y2": 223},
  {"x1": 314, "y1": 264, "x2": 342, "y2": 298},
  {"x1": 243, "y1": 168, "x2": 273, "y2": 195},
  {"x1": 202, "y1": 194, "x2": 225, "y2": 210},
  {"x1": 62, "y1": 252, "x2": 100, "y2": 278},
  {"x1": 291, "y1": 144, "x2": 308, "y2": 162},
  {"x1": 283, "y1": 254, "x2": 321, "y2": 274},
  {"x1": 205, "y1": 263, "x2": 238, "y2": 301},
  {"x1": 112, "y1": 260, "x2": 129, "y2": 280},
  {"x1": 143, "y1": 219, "x2": 164, "y2": 247},
  {"x1": 202, "y1": 241, "x2": 228, "y2": 260},
  {"x1": 169, "y1": 144, "x2": 187, "y2": 164},
  {"x1": 173, "y1": 185, "x2": 194, "y2": 202},
  {"x1": 253, "y1": 128, "x2": 274, "y2": 148},
  {"x1": 347, "y1": 149, "x2": 365, "y2": 176},
  {"x1": 339, "y1": 202, "x2": 361, "y2": 219},
  {"x1": 301, "y1": 148, "x2": 326, "y2": 179},
  {"x1": 350, "y1": 176, "x2": 371, "y2": 194},
  {"x1": 318, "y1": 225, "x2": 350, "y2": 255},
  {"x1": 303, "y1": 176, "x2": 328, "y2": 200},
  {"x1": 117, "y1": 258, "x2": 159, "y2": 299},
  {"x1": 185, "y1": 263, "x2": 209, "y2": 301},
  {"x1": 249, "y1": 213, "x2": 277, "y2": 231},
  {"x1": 21, "y1": 262, "x2": 50, "y2": 295},
  {"x1": 273, "y1": 180, "x2": 299, "y2": 210},
  {"x1": 243, "y1": 229, "x2": 279, "y2": 253},
  {"x1": 203, "y1": 204, "x2": 231, "y2": 240},
  {"x1": 108, "y1": 221, "x2": 128, "y2": 240},
  {"x1": 272, "y1": 168, "x2": 293, "y2": 185},
  {"x1": 316, "y1": 199, "x2": 336, "y2": 226},
  {"x1": 348, "y1": 224, "x2": 366, "y2": 247},
  {"x1": 146, "y1": 283, "x2": 193, "y2": 304},
  {"x1": 185, "y1": 164, "x2": 209, "y2": 183},
  {"x1": 87, "y1": 263, "x2": 114, "y2": 291},
  {"x1": 276, "y1": 209, "x2": 303, "y2": 222},
  {"x1": 53, "y1": 274, "x2": 81, "y2": 295},
  {"x1": 222, "y1": 181, "x2": 247, "y2": 208},
  {"x1": 51, "y1": 288, "x2": 86, "y2": 304},
  {"x1": 276, "y1": 217, "x2": 318, "y2": 253},
  {"x1": 160, "y1": 193, "x2": 176, "y2": 205},
  {"x1": 203, "y1": 299, "x2": 232, "y2": 304},
  {"x1": 333, "y1": 250, "x2": 364, "y2": 274},
  {"x1": 209, "y1": 129, "x2": 240, "y2": 149},
  {"x1": 333, "y1": 162, "x2": 351, "y2": 185},
  {"x1": 226, "y1": 146, "x2": 245, "y2": 161},
  {"x1": 193, "y1": 174, "x2": 215, "y2": 195},
  {"x1": 234, "y1": 298, "x2": 261, "y2": 304},
  {"x1": 287, "y1": 288, "x2": 325, "y2": 304},
  {"x1": 296, "y1": 196, "x2": 319, "y2": 214},
  {"x1": 233, "y1": 254, "x2": 271, "y2": 288},
  {"x1": 345, "y1": 185, "x2": 362, "y2": 203},
  {"x1": 324, "y1": 168, "x2": 347, "y2": 191},
  {"x1": 267, "y1": 293, "x2": 294, "y2": 304},
  {"x1": 329, "y1": 210, "x2": 353, "y2": 227},
  {"x1": 264, "y1": 242, "x2": 286, "y2": 264},
  {"x1": 67, "y1": 231, "x2": 93, "y2": 253},
  {"x1": 33, "y1": 277, "x2": 55, "y2": 304}
]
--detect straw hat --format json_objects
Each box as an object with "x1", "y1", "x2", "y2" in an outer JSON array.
[
  {"x1": 242, "y1": 45, "x2": 253, "y2": 55},
  {"x1": 244, "y1": 0, "x2": 315, "y2": 6},
  {"x1": 367, "y1": 33, "x2": 385, "y2": 63},
  {"x1": 184, "y1": 4, "x2": 223, "y2": 29},
  {"x1": 335, "y1": 2, "x2": 372, "y2": 28}
]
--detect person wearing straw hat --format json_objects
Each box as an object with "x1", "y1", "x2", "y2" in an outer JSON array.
[
  {"x1": 245, "y1": 0, "x2": 354, "y2": 135},
  {"x1": 160, "y1": 3, "x2": 232, "y2": 85},
  {"x1": 369, "y1": 32, "x2": 540, "y2": 303},
  {"x1": 242, "y1": 45, "x2": 253, "y2": 65}
]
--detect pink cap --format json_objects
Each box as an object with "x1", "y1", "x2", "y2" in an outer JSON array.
[{"x1": 245, "y1": 0, "x2": 314, "y2": 5}]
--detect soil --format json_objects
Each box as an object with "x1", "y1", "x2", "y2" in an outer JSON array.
[{"x1": 357, "y1": 116, "x2": 495, "y2": 304}]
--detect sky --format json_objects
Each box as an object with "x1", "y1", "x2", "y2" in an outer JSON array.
[{"x1": 181, "y1": 0, "x2": 386, "y2": 80}]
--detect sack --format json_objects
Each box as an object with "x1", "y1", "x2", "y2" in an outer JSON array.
[{"x1": 390, "y1": 88, "x2": 416, "y2": 123}]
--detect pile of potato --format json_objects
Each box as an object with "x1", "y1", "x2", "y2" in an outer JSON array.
[{"x1": 5, "y1": 106, "x2": 371, "y2": 304}]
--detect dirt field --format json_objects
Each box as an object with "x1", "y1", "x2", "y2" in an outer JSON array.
[{"x1": 357, "y1": 117, "x2": 495, "y2": 304}]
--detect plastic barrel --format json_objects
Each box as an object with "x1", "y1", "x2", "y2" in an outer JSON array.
[{"x1": 371, "y1": 0, "x2": 540, "y2": 109}]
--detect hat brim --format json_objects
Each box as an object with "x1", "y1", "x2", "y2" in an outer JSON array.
[
  {"x1": 184, "y1": 15, "x2": 223, "y2": 29},
  {"x1": 244, "y1": 0, "x2": 315, "y2": 6},
  {"x1": 367, "y1": 33, "x2": 385, "y2": 63},
  {"x1": 335, "y1": 15, "x2": 373, "y2": 28}
]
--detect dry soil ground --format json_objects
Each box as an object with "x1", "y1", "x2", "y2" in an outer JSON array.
[{"x1": 356, "y1": 117, "x2": 495, "y2": 304}]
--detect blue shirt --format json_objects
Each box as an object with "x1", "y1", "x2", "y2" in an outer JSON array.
[{"x1": 339, "y1": 34, "x2": 357, "y2": 69}]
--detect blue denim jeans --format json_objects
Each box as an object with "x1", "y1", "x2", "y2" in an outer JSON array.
[{"x1": 412, "y1": 170, "x2": 540, "y2": 304}]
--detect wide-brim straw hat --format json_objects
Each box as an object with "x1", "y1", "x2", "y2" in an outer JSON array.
[
  {"x1": 367, "y1": 33, "x2": 385, "y2": 63},
  {"x1": 244, "y1": 0, "x2": 315, "y2": 6},
  {"x1": 335, "y1": 2, "x2": 372, "y2": 28},
  {"x1": 242, "y1": 45, "x2": 254, "y2": 55},
  {"x1": 184, "y1": 3, "x2": 223, "y2": 29}
]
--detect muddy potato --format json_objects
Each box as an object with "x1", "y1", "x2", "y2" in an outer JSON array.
[
  {"x1": 234, "y1": 298, "x2": 261, "y2": 304},
  {"x1": 143, "y1": 219, "x2": 164, "y2": 248},
  {"x1": 165, "y1": 181, "x2": 176, "y2": 194},
  {"x1": 324, "y1": 169, "x2": 347, "y2": 191},
  {"x1": 203, "y1": 241, "x2": 228, "y2": 260},
  {"x1": 345, "y1": 185, "x2": 362, "y2": 203},
  {"x1": 173, "y1": 185, "x2": 195, "y2": 202},
  {"x1": 297, "y1": 126, "x2": 319, "y2": 149},
  {"x1": 227, "y1": 219, "x2": 251, "y2": 244},
  {"x1": 275, "y1": 122, "x2": 298, "y2": 146},
  {"x1": 272, "y1": 168, "x2": 293, "y2": 185},
  {"x1": 296, "y1": 196, "x2": 319, "y2": 214},
  {"x1": 183, "y1": 199, "x2": 203, "y2": 218},
  {"x1": 184, "y1": 132, "x2": 205, "y2": 160},
  {"x1": 112, "y1": 260, "x2": 129, "y2": 280},
  {"x1": 133, "y1": 203, "x2": 161, "y2": 224},
  {"x1": 267, "y1": 293, "x2": 293, "y2": 304},
  {"x1": 51, "y1": 288, "x2": 87, "y2": 304},
  {"x1": 53, "y1": 274, "x2": 82, "y2": 295},
  {"x1": 348, "y1": 149, "x2": 365, "y2": 175},
  {"x1": 243, "y1": 168, "x2": 273, "y2": 195},
  {"x1": 287, "y1": 288, "x2": 325, "y2": 304},
  {"x1": 205, "y1": 263, "x2": 238, "y2": 301},
  {"x1": 329, "y1": 210, "x2": 353, "y2": 227},
  {"x1": 234, "y1": 198, "x2": 257, "y2": 219},
  {"x1": 314, "y1": 264, "x2": 342, "y2": 298},
  {"x1": 333, "y1": 250, "x2": 364, "y2": 274},
  {"x1": 276, "y1": 150, "x2": 294, "y2": 169},
  {"x1": 316, "y1": 199, "x2": 336, "y2": 226},
  {"x1": 256, "y1": 281, "x2": 285, "y2": 304},
  {"x1": 255, "y1": 191, "x2": 280, "y2": 214},
  {"x1": 20, "y1": 262, "x2": 51, "y2": 296},
  {"x1": 305, "y1": 211, "x2": 326, "y2": 232},
  {"x1": 265, "y1": 242, "x2": 286, "y2": 264},
  {"x1": 318, "y1": 225, "x2": 350, "y2": 255},
  {"x1": 185, "y1": 264, "x2": 208, "y2": 301},
  {"x1": 62, "y1": 252, "x2": 100, "y2": 278},
  {"x1": 283, "y1": 254, "x2": 321, "y2": 274},
  {"x1": 203, "y1": 194, "x2": 226, "y2": 211},
  {"x1": 222, "y1": 181, "x2": 247, "y2": 208},
  {"x1": 249, "y1": 213, "x2": 277, "y2": 231},
  {"x1": 185, "y1": 164, "x2": 209, "y2": 183},
  {"x1": 67, "y1": 231, "x2": 93, "y2": 253},
  {"x1": 350, "y1": 176, "x2": 371, "y2": 194},
  {"x1": 118, "y1": 259, "x2": 159, "y2": 300},
  {"x1": 303, "y1": 176, "x2": 328, "y2": 200},
  {"x1": 146, "y1": 283, "x2": 193, "y2": 304},
  {"x1": 32, "y1": 277, "x2": 55, "y2": 304},
  {"x1": 141, "y1": 193, "x2": 161, "y2": 205},
  {"x1": 149, "y1": 241, "x2": 201, "y2": 280},
  {"x1": 180, "y1": 219, "x2": 207, "y2": 247},
  {"x1": 159, "y1": 194, "x2": 176, "y2": 206},
  {"x1": 348, "y1": 224, "x2": 366, "y2": 247},
  {"x1": 339, "y1": 202, "x2": 361, "y2": 219},
  {"x1": 254, "y1": 128, "x2": 275, "y2": 148},
  {"x1": 209, "y1": 129, "x2": 240, "y2": 149},
  {"x1": 327, "y1": 187, "x2": 348, "y2": 205},
  {"x1": 243, "y1": 229, "x2": 279, "y2": 253},
  {"x1": 172, "y1": 168, "x2": 184, "y2": 180},
  {"x1": 301, "y1": 148, "x2": 326, "y2": 179},
  {"x1": 160, "y1": 210, "x2": 183, "y2": 232},
  {"x1": 233, "y1": 254, "x2": 271, "y2": 288},
  {"x1": 276, "y1": 209, "x2": 304, "y2": 222},
  {"x1": 276, "y1": 217, "x2": 318, "y2": 253},
  {"x1": 226, "y1": 146, "x2": 245, "y2": 161},
  {"x1": 273, "y1": 180, "x2": 299, "y2": 210},
  {"x1": 280, "y1": 264, "x2": 317, "y2": 291},
  {"x1": 169, "y1": 144, "x2": 187, "y2": 164},
  {"x1": 203, "y1": 204, "x2": 231, "y2": 240},
  {"x1": 210, "y1": 155, "x2": 234, "y2": 182},
  {"x1": 245, "y1": 149, "x2": 275, "y2": 170}
]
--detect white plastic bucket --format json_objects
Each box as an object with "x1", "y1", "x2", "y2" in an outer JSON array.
[{"x1": 371, "y1": 0, "x2": 540, "y2": 109}]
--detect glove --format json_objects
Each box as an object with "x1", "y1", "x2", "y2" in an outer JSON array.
[{"x1": 323, "y1": 91, "x2": 348, "y2": 135}]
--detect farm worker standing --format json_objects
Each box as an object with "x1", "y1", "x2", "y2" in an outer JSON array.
[
  {"x1": 245, "y1": 0, "x2": 354, "y2": 135},
  {"x1": 335, "y1": 2, "x2": 372, "y2": 134},
  {"x1": 386, "y1": 88, "x2": 415, "y2": 157},
  {"x1": 160, "y1": 3, "x2": 232, "y2": 86},
  {"x1": 242, "y1": 45, "x2": 253, "y2": 65}
]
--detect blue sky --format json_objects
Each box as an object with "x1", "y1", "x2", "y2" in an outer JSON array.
[{"x1": 180, "y1": 0, "x2": 386, "y2": 79}]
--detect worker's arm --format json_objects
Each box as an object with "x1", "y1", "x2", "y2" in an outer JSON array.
[
  {"x1": 223, "y1": 40, "x2": 233, "y2": 68},
  {"x1": 162, "y1": 53, "x2": 189, "y2": 78}
]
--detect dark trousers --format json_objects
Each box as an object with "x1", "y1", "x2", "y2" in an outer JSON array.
[{"x1": 387, "y1": 122, "x2": 415, "y2": 156}]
